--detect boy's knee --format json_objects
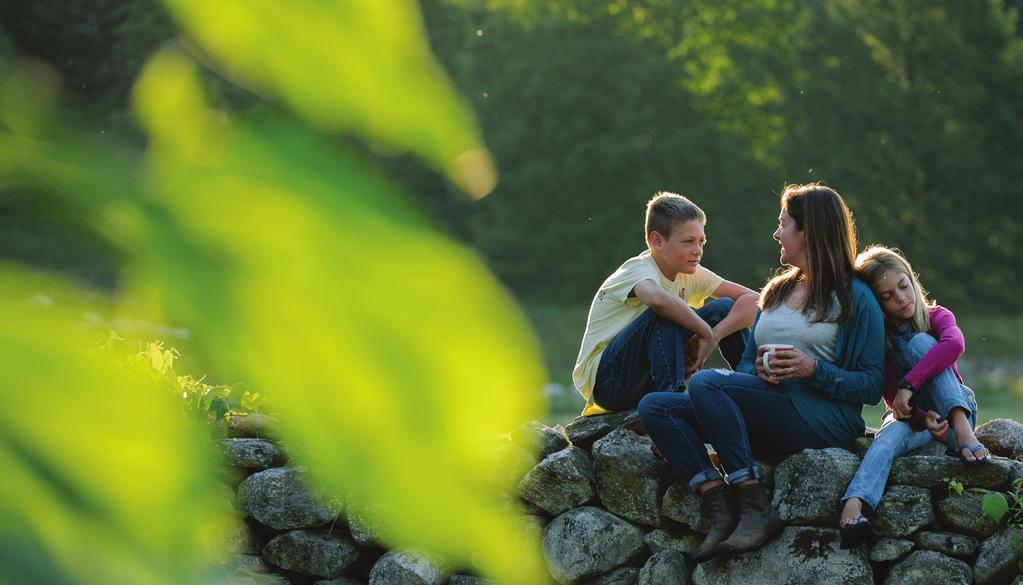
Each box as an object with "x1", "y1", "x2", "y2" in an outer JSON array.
[
  {"x1": 907, "y1": 332, "x2": 937, "y2": 358},
  {"x1": 637, "y1": 393, "x2": 662, "y2": 420},
  {"x1": 699, "y1": 297, "x2": 734, "y2": 323}
]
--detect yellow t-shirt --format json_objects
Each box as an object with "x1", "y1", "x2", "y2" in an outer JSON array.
[{"x1": 572, "y1": 251, "x2": 723, "y2": 415}]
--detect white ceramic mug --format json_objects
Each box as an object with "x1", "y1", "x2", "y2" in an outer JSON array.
[{"x1": 760, "y1": 343, "x2": 795, "y2": 377}]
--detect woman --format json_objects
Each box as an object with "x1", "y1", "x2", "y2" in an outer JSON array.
[
  {"x1": 638, "y1": 183, "x2": 884, "y2": 562},
  {"x1": 838, "y1": 246, "x2": 987, "y2": 549}
]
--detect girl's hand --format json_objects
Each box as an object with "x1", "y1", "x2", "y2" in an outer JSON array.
[
  {"x1": 762, "y1": 347, "x2": 816, "y2": 381},
  {"x1": 893, "y1": 387, "x2": 914, "y2": 420},
  {"x1": 924, "y1": 410, "x2": 948, "y2": 442}
]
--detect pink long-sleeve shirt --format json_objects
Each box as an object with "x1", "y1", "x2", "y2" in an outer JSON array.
[{"x1": 881, "y1": 305, "x2": 965, "y2": 432}]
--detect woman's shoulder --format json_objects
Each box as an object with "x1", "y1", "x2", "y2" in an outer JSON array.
[{"x1": 849, "y1": 278, "x2": 876, "y2": 301}]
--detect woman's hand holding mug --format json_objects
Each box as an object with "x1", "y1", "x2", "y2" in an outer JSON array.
[{"x1": 758, "y1": 344, "x2": 815, "y2": 382}]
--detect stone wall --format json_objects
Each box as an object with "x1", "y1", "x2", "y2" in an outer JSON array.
[{"x1": 219, "y1": 413, "x2": 1023, "y2": 585}]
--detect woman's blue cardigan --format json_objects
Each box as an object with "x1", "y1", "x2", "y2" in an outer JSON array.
[{"x1": 737, "y1": 278, "x2": 886, "y2": 447}]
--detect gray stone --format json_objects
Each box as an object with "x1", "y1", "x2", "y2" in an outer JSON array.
[
  {"x1": 869, "y1": 538, "x2": 915, "y2": 563},
  {"x1": 755, "y1": 458, "x2": 777, "y2": 489},
  {"x1": 492, "y1": 443, "x2": 536, "y2": 488},
  {"x1": 912, "y1": 531, "x2": 979, "y2": 558},
  {"x1": 854, "y1": 436, "x2": 873, "y2": 459},
  {"x1": 229, "y1": 573, "x2": 291, "y2": 585},
  {"x1": 935, "y1": 492, "x2": 1001, "y2": 538},
  {"x1": 315, "y1": 578, "x2": 363, "y2": 585},
  {"x1": 638, "y1": 550, "x2": 689, "y2": 585},
  {"x1": 234, "y1": 554, "x2": 271, "y2": 574},
  {"x1": 692, "y1": 526, "x2": 872, "y2": 585},
  {"x1": 448, "y1": 576, "x2": 494, "y2": 585},
  {"x1": 237, "y1": 467, "x2": 338, "y2": 530},
  {"x1": 884, "y1": 550, "x2": 972, "y2": 584},
  {"x1": 661, "y1": 482, "x2": 711, "y2": 532},
  {"x1": 592, "y1": 427, "x2": 670, "y2": 526},
  {"x1": 224, "y1": 519, "x2": 263, "y2": 555},
  {"x1": 518, "y1": 446, "x2": 596, "y2": 515},
  {"x1": 262, "y1": 530, "x2": 359, "y2": 579},
  {"x1": 512, "y1": 421, "x2": 571, "y2": 459},
  {"x1": 542, "y1": 506, "x2": 646, "y2": 584},
  {"x1": 620, "y1": 410, "x2": 645, "y2": 434},
  {"x1": 873, "y1": 485, "x2": 934, "y2": 538},
  {"x1": 772, "y1": 448, "x2": 859, "y2": 525},
  {"x1": 368, "y1": 550, "x2": 446, "y2": 585},
  {"x1": 344, "y1": 499, "x2": 384, "y2": 546},
  {"x1": 976, "y1": 418, "x2": 1023, "y2": 460},
  {"x1": 890, "y1": 455, "x2": 1019, "y2": 489},
  {"x1": 581, "y1": 567, "x2": 639, "y2": 585},
  {"x1": 906, "y1": 440, "x2": 949, "y2": 457},
  {"x1": 644, "y1": 528, "x2": 703, "y2": 555},
  {"x1": 564, "y1": 411, "x2": 636, "y2": 448},
  {"x1": 521, "y1": 499, "x2": 548, "y2": 517},
  {"x1": 226, "y1": 413, "x2": 279, "y2": 439},
  {"x1": 220, "y1": 438, "x2": 287, "y2": 470},
  {"x1": 522, "y1": 514, "x2": 547, "y2": 533},
  {"x1": 974, "y1": 526, "x2": 1023, "y2": 585}
]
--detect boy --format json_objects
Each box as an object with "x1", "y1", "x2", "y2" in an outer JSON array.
[{"x1": 573, "y1": 192, "x2": 758, "y2": 415}]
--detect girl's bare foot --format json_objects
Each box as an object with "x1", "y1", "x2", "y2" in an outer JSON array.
[
  {"x1": 950, "y1": 410, "x2": 990, "y2": 462},
  {"x1": 840, "y1": 497, "x2": 864, "y2": 527}
]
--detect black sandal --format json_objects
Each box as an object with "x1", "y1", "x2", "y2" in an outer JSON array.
[{"x1": 839, "y1": 514, "x2": 871, "y2": 549}]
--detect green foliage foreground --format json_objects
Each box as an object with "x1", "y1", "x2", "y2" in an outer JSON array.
[{"x1": 0, "y1": 1, "x2": 549, "y2": 584}]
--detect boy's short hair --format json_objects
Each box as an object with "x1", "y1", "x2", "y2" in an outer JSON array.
[{"x1": 645, "y1": 191, "x2": 706, "y2": 244}]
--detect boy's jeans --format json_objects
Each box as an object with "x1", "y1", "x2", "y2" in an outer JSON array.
[
  {"x1": 842, "y1": 331, "x2": 977, "y2": 511},
  {"x1": 592, "y1": 297, "x2": 747, "y2": 412}
]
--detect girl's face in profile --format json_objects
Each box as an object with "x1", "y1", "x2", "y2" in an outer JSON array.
[{"x1": 873, "y1": 270, "x2": 916, "y2": 324}]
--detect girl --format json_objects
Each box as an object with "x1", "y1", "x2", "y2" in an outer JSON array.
[{"x1": 839, "y1": 246, "x2": 988, "y2": 549}]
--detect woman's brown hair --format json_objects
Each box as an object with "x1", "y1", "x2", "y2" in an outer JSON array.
[{"x1": 761, "y1": 183, "x2": 857, "y2": 323}]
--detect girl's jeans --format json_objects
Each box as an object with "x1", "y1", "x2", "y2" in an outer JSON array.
[
  {"x1": 593, "y1": 297, "x2": 748, "y2": 412},
  {"x1": 842, "y1": 331, "x2": 978, "y2": 511},
  {"x1": 638, "y1": 369, "x2": 827, "y2": 492}
]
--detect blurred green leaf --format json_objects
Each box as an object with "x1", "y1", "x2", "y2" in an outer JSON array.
[
  {"x1": 0, "y1": 265, "x2": 230, "y2": 585},
  {"x1": 160, "y1": 0, "x2": 496, "y2": 197},
  {"x1": 128, "y1": 49, "x2": 548, "y2": 583}
]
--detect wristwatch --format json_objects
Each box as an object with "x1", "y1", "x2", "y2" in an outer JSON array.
[{"x1": 897, "y1": 379, "x2": 915, "y2": 392}]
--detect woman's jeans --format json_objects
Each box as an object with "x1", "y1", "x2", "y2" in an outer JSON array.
[
  {"x1": 842, "y1": 332, "x2": 978, "y2": 511},
  {"x1": 638, "y1": 369, "x2": 827, "y2": 492},
  {"x1": 593, "y1": 297, "x2": 748, "y2": 412}
]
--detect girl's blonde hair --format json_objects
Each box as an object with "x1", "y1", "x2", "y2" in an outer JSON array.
[{"x1": 855, "y1": 245, "x2": 933, "y2": 332}]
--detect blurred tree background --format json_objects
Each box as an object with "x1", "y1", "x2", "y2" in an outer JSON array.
[{"x1": 1, "y1": 0, "x2": 1021, "y2": 409}]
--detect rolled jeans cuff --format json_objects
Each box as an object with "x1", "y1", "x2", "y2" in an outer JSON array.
[
  {"x1": 688, "y1": 467, "x2": 725, "y2": 492},
  {"x1": 725, "y1": 464, "x2": 760, "y2": 486}
]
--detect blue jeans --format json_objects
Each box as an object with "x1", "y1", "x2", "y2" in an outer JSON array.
[
  {"x1": 842, "y1": 331, "x2": 977, "y2": 511},
  {"x1": 638, "y1": 369, "x2": 827, "y2": 492},
  {"x1": 592, "y1": 297, "x2": 747, "y2": 412},
  {"x1": 891, "y1": 331, "x2": 977, "y2": 446}
]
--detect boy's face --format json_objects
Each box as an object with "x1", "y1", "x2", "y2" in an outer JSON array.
[{"x1": 650, "y1": 219, "x2": 706, "y2": 277}]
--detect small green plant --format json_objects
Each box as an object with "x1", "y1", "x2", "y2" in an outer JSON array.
[
  {"x1": 977, "y1": 475, "x2": 1023, "y2": 583},
  {"x1": 100, "y1": 331, "x2": 267, "y2": 422},
  {"x1": 948, "y1": 477, "x2": 965, "y2": 496}
]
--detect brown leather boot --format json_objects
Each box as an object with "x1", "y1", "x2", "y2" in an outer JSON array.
[
  {"x1": 687, "y1": 484, "x2": 737, "y2": 563},
  {"x1": 714, "y1": 481, "x2": 780, "y2": 556}
]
